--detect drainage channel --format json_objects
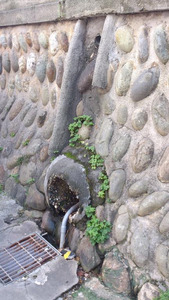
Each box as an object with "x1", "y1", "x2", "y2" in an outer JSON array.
[{"x1": 0, "y1": 233, "x2": 61, "y2": 285}]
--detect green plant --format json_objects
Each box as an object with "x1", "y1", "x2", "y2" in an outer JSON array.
[
  {"x1": 68, "y1": 115, "x2": 93, "y2": 147},
  {"x1": 16, "y1": 155, "x2": 30, "y2": 166},
  {"x1": 0, "y1": 147, "x2": 3, "y2": 152},
  {"x1": 26, "y1": 178, "x2": 35, "y2": 185},
  {"x1": 0, "y1": 184, "x2": 3, "y2": 193},
  {"x1": 10, "y1": 174, "x2": 19, "y2": 183},
  {"x1": 10, "y1": 132, "x2": 16, "y2": 137},
  {"x1": 85, "y1": 205, "x2": 111, "y2": 245},
  {"x1": 154, "y1": 290, "x2": 169, "y2": 300},
  {"x1": 89, "y1": 154, "x2": 104, "y2": 170},
  {"x1": 98, "y1": 172, "x2": 109, "y2": 199},
  {"x1": 22, "y1": 139, "x2": 30, "y2": 147}
]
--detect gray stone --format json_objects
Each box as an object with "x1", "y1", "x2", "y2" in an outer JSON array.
[
  {"x1": 48, "y1": 20, "x2": 86, "y2": 154},
  {"x1": 29, "y1": 81, "x2": 40, "y2": 102},
  {"x1": 73, "y1": 277, "x2": 131, "y2": 300},
  {"x1": 138, "y1": 191, "x2": 169, "y2": 216},
  {"x1": 27, "y1": 52, "x2": 36, "y2": 76},
  {"x1": 158, "y1": 147, "x2": 169, "y2": 183},
  {"x1": 27, "y1": 188, "x2": 46, "y2": 212},
  {"x1": 76, "y1": 236, "x2": 101, "y2": 272},
  {"x1": 18, "y1": 33, "x2": 27, "y2": 52},
  {"x1": 49, "y1": 31, "x2": 58, "y2": 56},
  {"x1": 78, "y1": 124, "x2": 90, "y2": 141},
  {"x1": 115, "y1": 25, "x2": 134, "y2": 53},
  {"x1": 56, "y1": 56, "x2": 64, "y2": 88},
  {"x1": 115, "y1": 61, "x2": 133, "y2": 96},
  {"x1": 131, "y1": 228, "x2": 149, "y2": 267},
  {"x1": 101, "y1": 94, "x2": 115, "y2": 115},
  {"x1": 42, "y1": 119, "x2": 55, "y2": 139},
  {"x1": 58, "y1": 31, "x2": 69, "y2": 52},
  {"x1": 116, "y1": 105, "x2": 128, "y2": 125},
  {"x1": 15, "y1": 184, "x2": 26, "y2": 206},
  {"x1": 156, "y1": 243, "x2": 169, "y2": 278},
  {"x1": 132, "y1": 138, "x2": 154, "y2": 173},
  {"x1": 36, "y1": 54, "x2": 47, "y2": 83},
  {"x1": 152, "y1": 93, "x2": 169, "y2": 136},
  {"x1": 39, "y1": 145, "x2": 49, "y2": 162},
  {"x1": 68, "y1": 226, "x2": 80, "y2": 252},
  {"x1": 11, "y1": 49, "x2": 19, "y2": 72},
  {"x1": 9, "y1": 98, "x2": 24, "y2": 121},
  {"x1": 102, "y1": 249, "x2": 131, "y2": 294},
  {"x1": 38, "y1": 31, "x2": 48, "y2": 49},
  {"x1": 93, "y1": 15, "x2": 117, "y2": 90},
  {"x1": 0, "y1": 92, "x2": 8, "y2": 113},
  {"x1": 37, "y1": 110, "x2": 47, "y2": 127},
  {"x1": 154, "y1": 25, "x2": 169, "y2": 64},
  {"x1": 8, "y1": 33, "x2": 12, "y2": 48},
  {"x1": 109, "y1": 169, "x2": 126, "y2": 202},
  {"x1": 5, "y1": 177, "x2": 17, "y2": 198},
  {"x1": 2, "y1": 141, "x2": 13, "y2": 158},
  {"x1": 19, "y1": 162, "x2": 37, "y2": 186},
  {"x1": 23, "y1": 77, "x2": 30, "y2": 92},
  {"x1": 131, "y1": 66, "x2": 160, "y2": 102},
  {"x1": 128, "y1": 180, "x2": 148, "y2": 198},
  {"x1": 138, "y1": 26, "x2": 149, "y2": 63},
  {"x1": 41, "y1": 210, "x2": 55, "y2": 233},
  {"x1": 95, "y1": 118, "x2": 114, "y2": 157},
  {"x1": 33, "y1": 32, "x2": 40, "y2": 52},
  {"x1": 138, "y1": 283, "x2": 160, "y2": 300},
  {"x1": 47, "y1": 59, "x2": 56, "y2": 83},
  {"x1": 0, "y1": 73, "x2": 6, "y2": 89},
  {"x1": 18, "y1": 55, "x2": 26, "y2": 73},
  {"x1": 25, "y1": 32, "x2": 32, "y2": 47},
  {"x1": 131, "y1": 108, "x2": 148, "y2": 130},
  {"x1": 12, "y1": 33, "x2": 20, "y2": 51},
  {"x1": 23, "y1": 106, "x2": 37, "y2": 127},
  {"x1": 0, "y1": 55, "x2": 2, "y2": 74},
  {"x1": 24, "y1": 138, "x2": 42, "y2": 157},
  {"x1": 0, "y1": 34, "x2": 7, "y2": 48},
  {"x1": 20, "y1": 103, "x2": 32, "y2": 121},
  {"x1": 50, "y1": 88, "x2": 57, "y2": 108},
  {"x1": 113, "y1": 211, "x2": 130, "y2": 243},
  {"x1": 159, "y1": 212, "x2": 169, "y2": 234},
  {"x1": 77, "y1": 59, "x2": 96, "y2": 93},
  {"x1": 42, "y1": 85, "x2": 49, "y2": 106},
  {"x1": 8, "y1": 78, "x2": 15, "y2": 96},
  {"x1": 2, "y1": 52, "x2": 10, "y2": 72},
  {"x1": 112, "y1": 133, "x2": 131, "y2": 162},
  {"x1": 15, "y1": 74, "x2": 22, "y2": 92}
]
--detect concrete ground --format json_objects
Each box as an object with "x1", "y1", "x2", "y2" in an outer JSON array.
[{"x1": 0, "y1": 194, "x2": 78, "y2": 300}]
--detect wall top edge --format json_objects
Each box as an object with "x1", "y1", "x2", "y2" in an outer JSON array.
[{"x1": 0, "y1": 0, "x2": 169, "y2": 27}]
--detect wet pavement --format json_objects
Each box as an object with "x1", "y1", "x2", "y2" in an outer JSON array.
[{"x1": 0, "y1": 194, "x2": 78, "y2": 300}]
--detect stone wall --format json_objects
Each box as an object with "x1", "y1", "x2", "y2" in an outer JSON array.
[{"x1": 1, "y1": 8, "x2": 169, "y2": 298}]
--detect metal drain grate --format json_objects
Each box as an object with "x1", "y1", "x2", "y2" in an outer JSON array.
[{"x1": 0, "y1": 233, "x2": 61, "y2": 285}]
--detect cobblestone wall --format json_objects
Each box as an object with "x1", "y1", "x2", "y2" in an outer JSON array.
[{"x1": 1, "y1": 11, "x2": 169, "y2": 295}]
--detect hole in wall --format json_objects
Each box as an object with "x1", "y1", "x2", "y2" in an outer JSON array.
[
  {"x1": 95, "y1": 34, "x2": 101, "y2": 47},
  {"x1": 47, "y1": 175, "x2": 79, "y2": 217}
]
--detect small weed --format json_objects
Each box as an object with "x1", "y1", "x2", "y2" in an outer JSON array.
[
  {"x1": 85, "y1": 144, "x2": 95, "y2": 153},
  {"x1": 22, "y1": 139, "x2": 30, "y2": 147},
  {"x1": 16, "y1": 155, "x2": 30, "y2": 166},
  {"x1": 10, "y1": 132, "x2": 16, "y2": 137},
  {"x1": 89, "y1": 154, "x2": 104, "y2": 170},
  {"x1": 154, "y1": 290, "x2": 169, "y2": 300},
  {"x1": 26, "y1": 178, "x2": 35, "y2": 185},
  {"x1": 0, "y1": 184, "x2": 4, "y2": 193},
  {"x1": 10, "y1": 174, "x2": 19, "y2": 183},
  {"x1": 0, "y1": 147, "x2": 3, "y2": 152},
  {"x1": 68, "y1": 115, "x2": 93, "y2": 147},
  {"x1": 98, "y1": 172, "x2": 109, "y2": 199},
  {"x1": 85, "y1": 205, "x2": 111, "y2": 245}
]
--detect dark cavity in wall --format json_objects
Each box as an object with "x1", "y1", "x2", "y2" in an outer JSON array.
[{"x1": 47, "y1": 175, "x2": 79, "y2": 216}]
